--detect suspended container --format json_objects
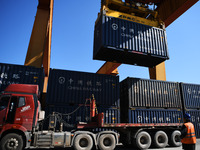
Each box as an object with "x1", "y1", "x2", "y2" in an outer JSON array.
[
  {"x1": 46, "y1": 69, "x2": 120, "y2": 107},
  {"x1": 180, "y1": 83, "x2": 200, "y2": 109},
  {"x1": 121, "y1": 108, "x2": 183, "y2": 124},
  {"x1": 120, "y1": 77, "x2": 182, "y2": 109},
  {"x1": 93, "y1": 14, "x2": 169, "y2": 67},
  {"x1": 0, "y1": 63, "x2": 44, "y2": 94}
]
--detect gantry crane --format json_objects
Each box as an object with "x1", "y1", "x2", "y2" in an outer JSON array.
[
  {"x1": 24, "y1": 0, "x2": 199, "y2": 92},
  {"x1": 96, "y1": 0, "x2": 199, "y2": 81}
]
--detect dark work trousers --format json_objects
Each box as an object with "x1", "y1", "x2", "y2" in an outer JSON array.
[{"x1": 182, "y1": 144, "x2": 196, "y2": 150}]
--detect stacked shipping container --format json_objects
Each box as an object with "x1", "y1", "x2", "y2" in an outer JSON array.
[
  {"x1": 45, "y1": 69, "x2": 120, "y2": 125},
  {"x1": 120, "y1": 77, "x2": 183, "y2": 124},
  {"x1": 181, "y1": 83, "x2": 200, "y2": 138},
  {"x1": 46, "y1": 69, "x2": 119, "y2": 106},
  {"x1": 1, "y1": 63, "x2": 200, "y2": 136},
  {"x1": 45, "y1": 105, "x2": 120, "y2": 125},
  {"x1": 0, "y1": 63, "x2": 44, "y2": 95}
]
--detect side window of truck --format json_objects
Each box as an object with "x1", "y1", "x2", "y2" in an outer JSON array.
[{"x1": 18, "y1": 97, "x2": 25, "y2": 107}]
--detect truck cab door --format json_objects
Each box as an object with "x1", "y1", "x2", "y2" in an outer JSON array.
[
  {"x1": 6, "y1": 96, "x2": 18, "y2": 124},
  {"x1": 0, "y1": 96, "x2": 10, "y2": 127}
]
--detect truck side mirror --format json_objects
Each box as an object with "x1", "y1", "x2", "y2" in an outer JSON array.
[{"x1": 38, "y1": 111, "x2": 45, "y2": 121}]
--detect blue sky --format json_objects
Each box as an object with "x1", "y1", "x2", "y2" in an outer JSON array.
[{"x1": 0, "y1": 0, "x2": 199, "y2": 84}]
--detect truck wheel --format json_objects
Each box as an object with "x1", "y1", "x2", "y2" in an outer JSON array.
[
  {"x1": 169, "y1": 130, "x2": 182, "y2": 147},
  {"x1": 135, "y1": 131, "x2": 151, "y2": 149},
  {"x1": 98, "y1": 134, "x2": 116, "y2": 150},
  {"x1": 153, "y1": 131, "x2": 168, "y2": 148},
  {"x1": 0, "y1": 133, "x2": 24, "y2": 150},
  {"x1": 73, "y1": 134, "x2": 93, "y2": 150}
]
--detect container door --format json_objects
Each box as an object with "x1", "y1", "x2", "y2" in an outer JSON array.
[{"x1": 0, "y1": 95, "x2": 10, "y2": 126}]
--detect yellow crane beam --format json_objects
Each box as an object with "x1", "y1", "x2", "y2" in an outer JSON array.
[
  {"x1": 157, "y1": 0, "x2": 199, "y2": 27},
  {"x1": 24, "y1": 0, "x2": 53, "y2": 92},
  {"x1": 97, "y1": 62, "x2": 121, "y2": 75}
]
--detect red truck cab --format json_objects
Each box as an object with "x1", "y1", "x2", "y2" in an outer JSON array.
[{"x1": 0, "y1": 84, "x2": 41, "y2": 149}]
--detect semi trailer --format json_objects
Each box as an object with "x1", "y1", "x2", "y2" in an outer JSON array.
[{"x1": 0, "y1": 84, "x2": 182, "y2": 150}]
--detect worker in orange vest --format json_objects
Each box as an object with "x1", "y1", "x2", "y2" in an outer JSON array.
[{"x1": 180, "y1": 113, "x2": 196, "y2": 150}]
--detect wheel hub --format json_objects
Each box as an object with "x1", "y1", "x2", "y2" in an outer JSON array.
[
  {"x1": 79, "y1": 138, "x2": 88, "y2": 147},
  {"x1": 140, "y1": 137, "x2": 148, "y2": 144},
  {"x1": 6, "y1": 138, "x2": 18, "y2": 149},
  {"x1": 175, "y1": 135, "x2": 181, "y2": 142},
  {"x1": 103, "y1": 138, "x2": 111, "y2": 146},
  {"x1": 158, "y1": 136, "x2": 164, "y2": 143}
]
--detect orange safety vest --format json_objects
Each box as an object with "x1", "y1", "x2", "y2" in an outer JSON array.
[{"x1": 181, "y1": 122, "x2": 196, "y2": 144}]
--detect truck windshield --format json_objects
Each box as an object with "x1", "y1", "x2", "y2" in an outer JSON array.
[{"x1": 0, "y1": 96, "x2": 10, "y2": 111}]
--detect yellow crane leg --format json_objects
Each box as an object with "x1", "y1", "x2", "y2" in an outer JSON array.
[
  {"x1": 43, "y1": 0, "x2": 53, "y2": 93},
  {"x1": 149, "y1": 62, "x2": 166, "y2": 81},
  {"x1": 24, "y1": 0, "x2": 53, "y2": 93},
  {"x1": 97, "y1": 61, "x2": 166, "y2": 81}
]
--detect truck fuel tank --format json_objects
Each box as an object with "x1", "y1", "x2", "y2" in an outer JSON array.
[{"x1": 34, "y1": 131, "x2": 71, "y2": 148}]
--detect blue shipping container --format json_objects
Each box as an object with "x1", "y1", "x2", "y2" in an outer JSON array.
[
  {"x1": 93, "y1": 14, "x2": 169, "y2": 67},
  {"x1": 0, "y1": 63, "x2": 44, "y2": 94},
  {"x1": 121, "y1": 108, "x2": 183, "y2": 124},
  {"x1": 45, "y1": 105, "x2": 120, "y2": 125},
  {"x1": 46, "y1": 69, "x2": 120, "y2": 107},
  {"x1": 181, "y1": 83, "x2": 200, "y2": 109},
  {"x1": 120, "y1": 77, "x2": 182, "y2": 109}
]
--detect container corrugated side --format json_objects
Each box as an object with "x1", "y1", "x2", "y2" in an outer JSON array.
[
  {"x1": 93, "y1": 14, "x2": 169, "y2": 67},
  {"x1": 0, "y1": 63, "x2": 44, "y2": 94},
  {"x1": 120, "y1": 77, "x2": 182, "y2": 108},
  {"x1": 98, "y1": 106, "x2": 120, "y2": 124},
  {"x1": 46, "y1": 69, "x2": 120, "y2": 107},
  {"x1": 121, "y1": 108, "x2": 183, "y2": 124},
  {"x1": 186, "y1": 110, "x2": 200, "y2": 138},
  {"x1": 45, "y1": 105, "x2": 120, "y2": 125},
  {"x1": 180, "y1": 83, "x2": 200, "y2": 109}
]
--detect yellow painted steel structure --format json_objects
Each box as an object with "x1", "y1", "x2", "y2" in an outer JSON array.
[
  {"x1": 157, "y1": 0, "x2": 199, "y2": 27},
  {"x1": 100, "y1": 0, "x2": 162, "y2": 27},
  {"x1": 97, "y1": 0, "x2": 199, "y2": 81},
  {"x1": 25, "y1": 0, "x2": 53, "y2": 92},
  {"x1": 97, "y1": 62, "x2": 120, "y2": 75}
]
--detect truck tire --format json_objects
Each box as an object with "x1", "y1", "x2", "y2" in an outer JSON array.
[
  {"x1": 169, "y1": 130, "x2": 182, "y2": 147},
  {"x1": 73, "y1": 134, "x2": 93, "y2": 150},
  {"x1": 135, "y1": 131, "x2": 151, "y2": 149},
  {"x1": 98, "y1": 134, "x2": 116, "y2": 150},
  {"x1": 0, "y1": 133, "x2": 24, "y2": 150},
  {"x1": 153, "y1": 131, "x2": 168, "y2": 148}
]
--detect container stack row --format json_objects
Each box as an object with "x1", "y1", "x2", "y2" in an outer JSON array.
[
  {"x1": 0, "y1": 63, "x2": 44, "y2": 95},
  {"x1": 181, "y1": 83, "x2": 200, "y2": 138},
  {"x1": 1, "y1": 63, "x2": 200, "y2": 137},
  {"x1": 45, "y1": 69, "x2": 120, "y2": 125},
  {"x1": 120, "y1": 77, "x2": 183, "y2": 124}
]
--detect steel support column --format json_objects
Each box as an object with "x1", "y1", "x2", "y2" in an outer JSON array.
[{"x1": 24, "y1": 0, "x2": 53, "y2": 92}]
